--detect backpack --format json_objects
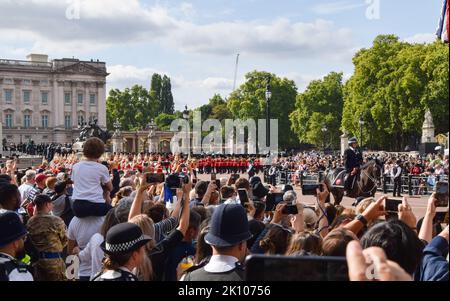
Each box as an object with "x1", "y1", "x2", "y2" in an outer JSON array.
[
  {"x1": 60, "y1": 195, "x2": 74, "y2": 226},
  {"x1": 52, "y1": 194, "x2": 74, "y2": 226}
]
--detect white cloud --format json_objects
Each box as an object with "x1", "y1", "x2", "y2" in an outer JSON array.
[
  {"x1": 200, "y1": 77, "x2": 234, "y2": 90},
  {"x1": 311, "y1": 1, "x2": 366, "y2": 15},
  {"x1": 179, "y1": 2, "x2": 196, "y2": 18},
  {"x1": 107, "y1": 65, "x2": 163, "y2": 88},
  {"x1": 404, "y1": 33, "x2": 437, "y2": 44},
  {"x1": 0, "y1": 0, "x2": 176, "y2": 54},
  {"x1": 170, "y1": 18, "x2": 355, "y2": 60},
  {"x1": 0, "y1": 0, "x2": 356, "y2": 61},
  {"x1": 106, "y1": 65, "x2": 234, "y2": 110}
]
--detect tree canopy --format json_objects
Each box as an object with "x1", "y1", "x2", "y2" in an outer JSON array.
[
  {"x1": 290, "y1": 72, "x2": 344, "y2": 149},
  {"x1": 342, "y1": 35, "x2": 449, "y2": 150}
]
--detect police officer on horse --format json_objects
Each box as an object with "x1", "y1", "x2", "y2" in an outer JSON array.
[{"x1": 343, "y1": 137, "x2": 363, "y2": 195}]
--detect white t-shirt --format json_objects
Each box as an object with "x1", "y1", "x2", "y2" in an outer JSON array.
[
  {"x1": 78, "y1": 233, "x2": 105, "y2": 280},
  {"x1": 68, "y1": 216, "x2": 105, "y2": 278},
  {"x1": 71, "y1": 161, "x2": 110, "y2": 203},
  {"x1": 18, "y1": 183, "x2": 34, "y2": 203}
]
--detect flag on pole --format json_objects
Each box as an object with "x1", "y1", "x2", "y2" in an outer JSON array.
[{"x1": 436, "y1": 0, "x2": 449, "y2": 43}]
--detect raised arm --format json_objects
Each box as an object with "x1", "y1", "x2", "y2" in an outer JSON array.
[
  {"x1": 128, "y1": 175, "x2": 152, "y2": 221},
  {"x1": 201, "y1": 182, "x2": 217, "y2": 206},
  {"x1": 344, "y1": 196, "x2": 386, "y2": 236},
  {"x1": 316, "y1": 185, "x2": 330, "y2": 238},
  {"x1": 177, "y1": 180, "x2": 192, "y2": 236},
  {"x1": 419, "y1": 193, "x2": 437, "y2": 243}
]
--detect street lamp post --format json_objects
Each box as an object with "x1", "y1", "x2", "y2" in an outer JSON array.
[
  {"x1": 265, "y1": 76, "x2": 272, "y2": 148},
  {"x1": 182, "y1": 105, "x2": 189, "y2": 120},
  {"x1": 135, "y1": 131, "x2": 139, "y2": 154},
  {"x1": 147, "y1": 119, "x2": 157, "y2": 154},
  {"x1": 359, "y1": 114, "x2": 365, "y2": 149},
  {"x1": 182, "y1": 105, "x2": 190, "y2": 155}
]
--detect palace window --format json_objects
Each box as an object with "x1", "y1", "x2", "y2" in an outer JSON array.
[
  {"x1": 4, "y1": 90, "x2": 12, "y2": 104},
  {"x1": 5, "y1": 114, "x2": 13, "y2": 128},
  {"x1": 23, "y1": 90, "x2": 31, "y2": 104}
]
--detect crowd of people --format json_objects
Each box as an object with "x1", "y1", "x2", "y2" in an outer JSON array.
[
  {"x1": 1, "y1": 139, "x2": 72, "y2": 161},
  {"x1": 0, "y1": 137, "x2": 448, "y2": 282}
]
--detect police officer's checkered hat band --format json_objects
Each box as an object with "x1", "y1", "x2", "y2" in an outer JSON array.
[
  {"x1": 101, "y1": 223, "x2": 152, "y2": 255},
  {"x1": 105, "y1": 235, "x2": 147, "y2": 253}
]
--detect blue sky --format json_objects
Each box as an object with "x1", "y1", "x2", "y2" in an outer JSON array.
[{"x1": 0, "y1": 0, "x2": 445, "y2": 110}]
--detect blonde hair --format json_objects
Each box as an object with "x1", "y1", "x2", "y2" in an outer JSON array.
[
  {"x1": 355, "y1": 198, "x2": 375, "y2": 215},
  {"x1": 129, "y1": 215, "x2": 156, "y2": 250},
  {"x1": 112, "y1": 186, "x2": 133, "y2": 207},
  {"x1": 129, "y1": 214, "x2": 155, "y2": 281},
  {"x1": 286, "y1": 232, "x2": 322, "y2": 256},
  {"x1": 341, "y1": 208, "x2": 355, "y2": 216}
]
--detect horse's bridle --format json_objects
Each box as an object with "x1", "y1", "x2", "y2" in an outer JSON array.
[{"x1": 358, "y1": 162, "x2": 381, "y2": 195}]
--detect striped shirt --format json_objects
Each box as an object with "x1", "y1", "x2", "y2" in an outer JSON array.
[{"x1": 154, "y1": 216, "x2": 179, "y2": 243}]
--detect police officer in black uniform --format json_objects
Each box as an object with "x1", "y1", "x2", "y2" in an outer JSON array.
[
  {"x1": 0, "y1": 210, "x2": 34, "y2": 281},
  {"x1": 182, "y1": 204, "x2": 252, "y2": 281},
  {"x1": 93, "y1": 223, "x2": 151, "y2": 281},
  {"x1": 343, "y1": 137, "x2": 363, "y2": 194}
]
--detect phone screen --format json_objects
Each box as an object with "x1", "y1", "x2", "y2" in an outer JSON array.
[
  {"x1": 245, "y1": 255, "x2": 348, "y2": 281},
  {"x1": 211, "y1": 173, "x2": 217, "y2": 181},
  {"x1": 238, "y1": 189, "x2": 249, "y2": 205},
  {"x1": 435, "y1": 182, "x2": 449, "y2": 207},
  {"x1": 146, "y1": 173, "x2": 165, "y2": 184}
]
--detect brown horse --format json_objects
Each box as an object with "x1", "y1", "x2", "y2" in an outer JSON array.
[{"x1": 325, "y1": 159, "x2": 382, "y2": 205}]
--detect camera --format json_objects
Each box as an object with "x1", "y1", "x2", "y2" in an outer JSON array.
[{"x1": 385, "y1": 198, "x2": 402, "y2": 213}]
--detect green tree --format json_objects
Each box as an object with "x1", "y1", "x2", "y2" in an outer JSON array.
[
  {"x1": 160, "y1": 75, "x2": 175, "y2": 114},
  {"x1": 227, "y1": 71, "x2": 298, "y2": 149},
  {"x1": 342, "y1": 35, "x2": 449, "y2": 150},
  {"x1": 197, "y1": 94, "x2": 230, "y2": 121},
  {"x1": 106, "y1": 85, "x2": 155, "y2": 131},
  {"x1": 155, "y1": 113, "x2": 179, "y2": 131},
  {"x1": 290, "y1": 72, "x2": 344, "y2": 149},
  {"x1": 150, "y1": 73, "x2": 163, "y2": 113}
]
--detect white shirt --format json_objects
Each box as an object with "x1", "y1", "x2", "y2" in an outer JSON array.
[
  {"x1": 77, "y1": 233, "x2": 105, "y2": 280},
  {"x1": 391, "y1": 165, "x2": 402, "y2": 178},
  {"x1": 68, "y1": 216, "x2": 105, "y2": 277},
  {"x1": 18, "y1": 183, "x2": 34, "y2": 203},
  {"x1": 0, "y1": 253, "x2": 34, "y2": 281},
  {"x1": 71, "y1": 161, "x2": 110, "y2": 203},
  {"x1": 204, "y1": 255, "x2": 239, "y2": 273},
  {"x1": 224, "y1": 198, "x2": 240, "y2": 205}
]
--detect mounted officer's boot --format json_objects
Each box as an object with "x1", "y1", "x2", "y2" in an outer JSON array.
[{"x1": 344, "y1": 174, "x2": 352, "y2": 196}]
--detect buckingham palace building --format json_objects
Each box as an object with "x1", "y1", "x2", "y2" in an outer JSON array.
[{"x1": 0, "y1": 54, "x2": 108, "y2": 145}]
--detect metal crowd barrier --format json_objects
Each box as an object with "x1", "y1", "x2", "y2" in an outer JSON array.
[
  {"x1": 268, "y1": 170, "x2": 448, "y2": 197},
  {"x1": 382, "y1": 174, "x2": 448, "y2": 196}
]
